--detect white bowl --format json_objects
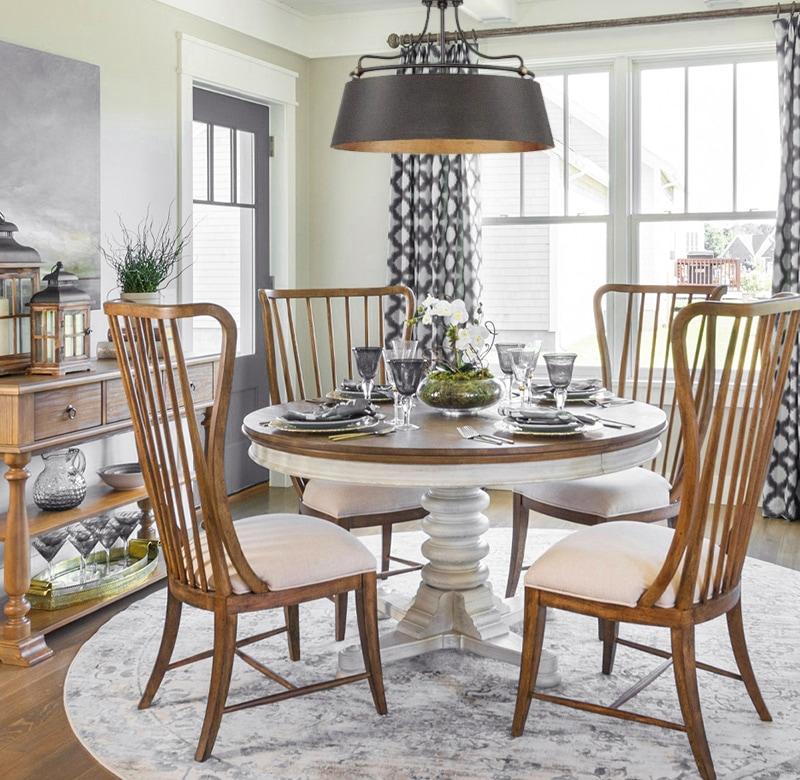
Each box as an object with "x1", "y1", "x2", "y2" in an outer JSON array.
[{"x1": 97, "y1": 463, "x2": 145, "y2": 491}]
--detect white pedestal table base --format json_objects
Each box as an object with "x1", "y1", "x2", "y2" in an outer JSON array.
[{"x1": 338, "y1": 486, "x2": 561, "y2": 688}]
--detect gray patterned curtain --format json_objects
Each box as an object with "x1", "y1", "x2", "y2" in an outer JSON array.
[
  {"x1": 764, "y1": 14, "x2": 800, "y2": 520},
  {"x1": 385, "y1": 41, "x2": 482, "y2": 353}
]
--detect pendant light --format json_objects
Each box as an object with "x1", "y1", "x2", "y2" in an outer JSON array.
[{"x1": 331, "y1": 0, "x2": 554, "y2": 155}]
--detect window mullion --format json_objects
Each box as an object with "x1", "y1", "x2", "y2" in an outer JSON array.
[
  {"x1": 732, "y1": 63, "x2": 738, "y2": 213},
  {"x1": 683, "y1": 66, "x2": 689, "y2": 214},
  {"x1": 519, "y1": 152, "x2": 525, "y2": 217},
  {"x1": 563, "y1": 75, "x2": 570, "y2": 217}
]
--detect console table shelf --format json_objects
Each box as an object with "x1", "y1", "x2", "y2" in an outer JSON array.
[
  {"x1": 0, "y1": 481, "x2": 150, "y2": 541},
  {"x1": 0, "y1": 355, "x2": 217, "y2": 668}
]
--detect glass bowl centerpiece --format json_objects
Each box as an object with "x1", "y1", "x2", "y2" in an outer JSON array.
[{"x1": 411, "y1": 296, "x2": 503, "y2": 416}]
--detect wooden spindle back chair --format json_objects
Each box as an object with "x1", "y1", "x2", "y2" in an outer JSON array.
[
  {"x1": 595, "y1": 283, "x2": 727, "y2": 493},
  {"x1": 258, "y1": 286, "x2": 426, "y2": 640},
  {"x1": 106, "y1": 300, "x2": 386, "y2": 761},
  {"x1": 513, "y1": 294, "x2": 800, "y2": 780},
  {"x1": 506, "y1": 283, "x2": 726, "y2": 598}
]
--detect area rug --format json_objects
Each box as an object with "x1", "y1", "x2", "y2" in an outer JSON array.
[{"x1": 64, "y1": 528, "x2": 800, "y2": 779}]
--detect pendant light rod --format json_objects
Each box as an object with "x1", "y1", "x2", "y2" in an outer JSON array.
[{"x1": 387, "y1": 4, "x2": 781, "y2": 49}]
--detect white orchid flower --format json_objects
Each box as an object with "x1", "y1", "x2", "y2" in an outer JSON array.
[
  {"x1": 455, "y1": 327, "x2": 472, "y2": 352},
  {"x1": 421, "y1": 310, "x2": 433, "y2": 325},
  {"x1": 433, "y1": 299, "x2": 453, "y2": 318},
  {"x1": 448, "y1": 299, "x2": 469, "y2": 326},
  {"x1": 421, "y1": 294, "x2": 438, "y2": 309},
  {"x1": 467, "y1": 323, "x2": 490, "y2": 350}
]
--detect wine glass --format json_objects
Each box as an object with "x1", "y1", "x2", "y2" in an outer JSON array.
[
  {"x1": 31, "y1": 528, "x2": 68, "y2": 583},
  {"x1": 388, "y1": 340, "x2": 420, "y2": 424},
  {"x1": 352, "y1": 347, "x2": 384, "y2": 402},
  {"x1": 81, "y1": 515, "x2": 111, "y2": 579},
  {"x1": 509, "y1": 343, "x2": 543, "y2": 406},
  {"x1": 496, "y1": 342, "x2": 525, "y2": 406},
  {"x1": 66, "y1": 522, "x2": 99, "y2": 586},
  {"x1": 544, "y1": 352, "x2": 578, "y2": 410},
  {"x1": 97, "y1": 515, "x2": 121, "y2": 577},
  {"x1": 114, "y1": 509, "x2": 142, "y2": 566},
  {"x1": 388, "y1": 358, "x2": 426, "y2": 431}
]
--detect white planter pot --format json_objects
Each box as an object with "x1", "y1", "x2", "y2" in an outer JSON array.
[{"x1": 121, "y1": 291, "x2": 162, "y2": 305}]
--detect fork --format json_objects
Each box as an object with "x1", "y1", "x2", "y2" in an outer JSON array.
[
  {"x1": 457, "y1": 425, "x2": 513, "y2": 446},
  {"x1": 328, "y1": 427, "x2": 397, "y2": 441}
]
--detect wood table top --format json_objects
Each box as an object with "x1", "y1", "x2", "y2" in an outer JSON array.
[{"x1": 242, "y1": 402, "x2": 667, "y2": 467}]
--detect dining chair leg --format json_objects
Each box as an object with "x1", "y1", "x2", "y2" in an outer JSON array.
[
  {"x1": 600, "y1": 618, "x2": 618, "y2": 675},
  {"x1": 284, "y1": 604, "x2": 300, "y2": 662},
  {"x1": 726, "y1": 600, "x2": 771, "y2": 721},
  {"x1": 195, "y1": 610, "x2": 238, "y2": 762},
  {"x1": 671, "y1": 624, "x2": 716, "y2": 780},
  {"x1": 355, "y1": 572, "x2": 388, "y2": 715},
  {"x1": 380, "y1": 524, "x2": 392, "y2": 579},
  {"x1": 511, "y1": 588, "x2": 546, "y2": 737},
  {"x1": 335, "y1": 592, "x2": 348, "y2": 642},
  {"x1": 506, "y1": 492, "x2": 530, "y2": 598},
  {"x1": 139, "y1": 590, "x2": 182, "y2": 710}
]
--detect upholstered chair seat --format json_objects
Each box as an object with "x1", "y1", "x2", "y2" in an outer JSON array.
[
  {"x1": 302, "y1": 480, "x2": 423, "y2": 519},
  {"x1": 525, "y1": 521, "x2": 713, "y2": 609},
  {"x1": 516, "y1": 467, "x2": 672, "y2": 520},
  {"x1": 202, "y1": 514, "x2": 377, "y2": 594}
]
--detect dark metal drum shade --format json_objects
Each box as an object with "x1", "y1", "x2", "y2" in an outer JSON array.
[{"x1": 331, "y1": 73, "x2": 555, "y2": 154}]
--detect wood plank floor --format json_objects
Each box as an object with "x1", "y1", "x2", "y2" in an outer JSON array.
[{"x1": 2, "y1": 485, "x2": 799, "y2": 779}]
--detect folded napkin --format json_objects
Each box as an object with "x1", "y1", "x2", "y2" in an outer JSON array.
[
  {"x1": 531, "y1": 379, "x2": 603, "y2": 394},
  {"x1": 282, "y1": 399, "x2": 375, "y2": 423},
  {"x1": 340, "y1": 379, "x2": 393, "y2": 394},
  {"x1": 506, "y1": 409, "x2": 577, "y2": 426}
]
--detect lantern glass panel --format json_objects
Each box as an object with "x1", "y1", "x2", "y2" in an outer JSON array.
[
  {"x1": 64, "y1": 312, "x2": 74, "y2": 336},
  {"x1": 0, "y1": 288, "x2": 12, "y2": 357},
  {"x1": 18, "y1": 320, "x2": 29, "y2": 354},
  {"x1": 44, "y1": 310, "x2": 56, "y2": 337}
]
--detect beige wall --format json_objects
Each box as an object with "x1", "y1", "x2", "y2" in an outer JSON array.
[{"x1": 307, "y1": 55, "x2": 391, "y2": 288}]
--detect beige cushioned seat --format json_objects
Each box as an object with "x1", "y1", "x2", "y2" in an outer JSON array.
[
  {"x1": 202, "y1": 514, "x2": 377, "y2": 594},
  {"x1": 516, "y1": 467, "x2": 671, "y2": 518},
  {"x1": 525, "y1": 521, "x2": 712, "y2": 608},
  {"x1": 302, "y1": 479, "x2": 423, "y2": 518}
]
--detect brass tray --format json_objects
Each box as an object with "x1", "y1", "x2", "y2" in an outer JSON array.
[{"x1": 28, "y1": 539, "x2": 160, "y2": 611}]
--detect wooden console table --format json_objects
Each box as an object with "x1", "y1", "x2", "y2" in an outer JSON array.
[{"x1": 0, "y1": 356, "x2": 217, "y2": 667}]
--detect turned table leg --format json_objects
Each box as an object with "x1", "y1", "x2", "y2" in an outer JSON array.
[
  {"x1": 0, "y1": 452, "x2": 53, "y2": 666},
  {"x1": 136, "y1": 497, "x2": 157, "y2": 540}
]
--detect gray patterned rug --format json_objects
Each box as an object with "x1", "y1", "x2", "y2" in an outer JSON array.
[{"x1": 64, "y1": 529, "x2": 800, "y2": 779}]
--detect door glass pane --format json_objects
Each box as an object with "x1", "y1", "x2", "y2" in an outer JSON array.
[
  {"x1": 212, "y1": 125, "x2": 233, "y2": 204},
  {"x1": 737, "y1": 61, "x2": 780, "y2": 211},
  {"x1": 192, "y1": 122, "x2": 208, "y2": 201},
  {"x1": 236, "y1": 130, "x2": 255, "y2": 205},
  {"x1": 524, "y1": 75, "x2": 565, "y2": 216},
  {"x1": 568, "y1": 72, "x2": 610, "y2": 216},
  {"x1": 192, "y1": 203, "x2": 254, "y2": 354},
  {"x1": 688, "y1": 64, "x2": 734, "y2": 212},
  {"x1": 640, "y1": 67, "x2": 686, "y2": 213},
  {"x1": 638, "y1": 218, "x2": 774, "y2": 298}
]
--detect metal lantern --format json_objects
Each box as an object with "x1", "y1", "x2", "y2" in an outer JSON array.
[
  {"x1": 0, "y1": 211, "x2": 42, "y2": 375},
  {"x1": 28, "y1": 262, "x2": 92, "y2": 375}
]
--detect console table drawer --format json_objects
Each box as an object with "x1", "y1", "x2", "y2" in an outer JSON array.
[
  {"x1": 104, "y1": 379, "x2": 129, "y2": 423},
  {"x1": 184, "y1": 363, "x2": 214, "y2": 405},
  {"x1": 34, "y1": 385, "x2": 103, "y2": 440}
]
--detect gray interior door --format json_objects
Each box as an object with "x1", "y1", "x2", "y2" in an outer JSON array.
[{"x1": 192, "y1": 87, "x2": 270, "y2": 492}]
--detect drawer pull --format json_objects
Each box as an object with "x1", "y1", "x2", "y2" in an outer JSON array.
[
  {"x1": 190, "y1": 382, "x2": 197, "y2": 392},
  {"x1": 65, "y1": 405, "x2": 77, "y2": 420}
]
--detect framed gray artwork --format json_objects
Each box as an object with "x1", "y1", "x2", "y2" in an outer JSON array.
[{"x1": 0, "y1": 40, "x2": 101, "y2": 306}]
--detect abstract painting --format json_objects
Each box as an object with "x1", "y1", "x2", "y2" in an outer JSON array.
[{"x1": 0, "y1": 40, "x2": 100, "y2": 306}]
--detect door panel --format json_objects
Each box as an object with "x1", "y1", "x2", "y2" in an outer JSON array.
[{"x1": 193, "y1": 88, "x2": 270, "y2": 492}]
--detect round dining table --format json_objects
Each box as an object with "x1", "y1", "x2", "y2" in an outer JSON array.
[{"x1": 242, "y1": 402, "x2": 667, "y2": 687}]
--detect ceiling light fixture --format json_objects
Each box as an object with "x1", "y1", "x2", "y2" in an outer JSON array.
[{"x1": 331, "y1": 0, "x2": 554, "y2": 155}]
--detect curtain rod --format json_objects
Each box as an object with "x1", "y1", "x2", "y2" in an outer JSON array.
[{"x1": 387, "y1": 4, "x2": 780, "y2": 48}]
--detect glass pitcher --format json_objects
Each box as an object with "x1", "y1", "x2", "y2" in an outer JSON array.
[{"x1": 33, "y1": 448, "x2": 87, "y2": 511}]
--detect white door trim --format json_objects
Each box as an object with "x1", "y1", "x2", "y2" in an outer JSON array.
[{"x1": 177, "y1": 33, "x2": 298, "y2": 310}]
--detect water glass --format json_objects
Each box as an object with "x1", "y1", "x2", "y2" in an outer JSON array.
[
  {"x1": 495, "y1": 343, "x2": 525, "y2": 404},
  {"x1": 31, "y1": 528, "x2": 69, "y2": 582},
  {"x1": 388, "y1": 358, "x2": 426, "y2": 431},
  {"x1": 352, "y1": 347, "x2": 384, "y2": 402},
  {"x1": 544, "y1": 352, "x2": 578, "y2": 410},
  {"x1": 509, "y1": 343, "x2": 543, "y2": 406},
  {"x1": 388, "y1": 340, "x2": 419, "y2": 423},
  {"x1": 390, "y1": 339, "x2": 419, "y2": 359}
]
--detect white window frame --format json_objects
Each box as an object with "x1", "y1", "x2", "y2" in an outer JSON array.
[{"x1": 482, "y1": 46, "x2": 778, "y2": 370}]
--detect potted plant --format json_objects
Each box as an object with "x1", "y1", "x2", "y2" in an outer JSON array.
[
  {"x1": 102, "y1": 208, "x2": 189, "y2": 304},
  {"x1": 409, "y1": 295, "x2": 503, "y2": 416}
]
